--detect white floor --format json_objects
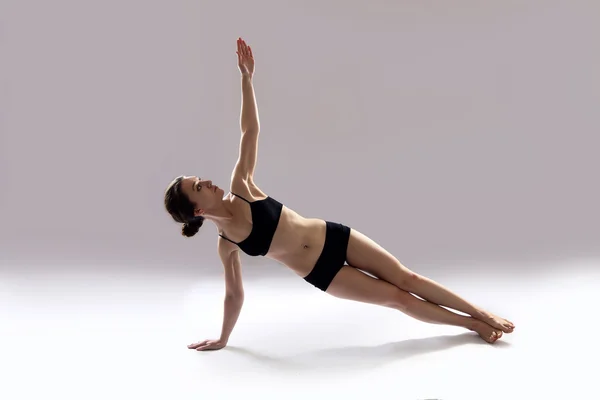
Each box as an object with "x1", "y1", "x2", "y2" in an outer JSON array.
[{"x1": 1, "y1": 258, "x2": 598, "y2": 400}]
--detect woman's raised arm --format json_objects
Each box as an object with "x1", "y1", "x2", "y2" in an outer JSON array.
[{"x1": 234, "y1": 37, "x2": 260, "y2": 182}]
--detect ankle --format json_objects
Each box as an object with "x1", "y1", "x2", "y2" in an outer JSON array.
[
  {"x1": 472, "y1": 308, "x2": 487, "y2": 320},
  {"x1": 464, "y1": 317, "x2": 480, "y2": 331}
]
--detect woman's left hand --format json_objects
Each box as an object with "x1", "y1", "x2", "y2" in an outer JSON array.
[{"x1": 236, "y1": 37, "x2": 255, "y2": 77}]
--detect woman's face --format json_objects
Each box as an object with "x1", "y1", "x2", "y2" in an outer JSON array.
[{"x1": 180, "y1": 176, "x2": 225, "y2": 216}]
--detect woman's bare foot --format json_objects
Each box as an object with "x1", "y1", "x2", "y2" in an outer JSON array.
[
  {"x1": 470, "y1": 320, "x2": 503, "y2": 344},
  {"x1": 476, "y1": 311, "x2": 515, "y2": 334}
]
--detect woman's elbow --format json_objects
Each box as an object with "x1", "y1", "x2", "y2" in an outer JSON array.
[{"x1": 225, "y1": 288, "x2": 244, "y2": 301}]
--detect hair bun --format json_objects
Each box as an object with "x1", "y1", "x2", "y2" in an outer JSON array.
[{"x1": 181, "y1": 216, "x2": 204, "y2": 237}]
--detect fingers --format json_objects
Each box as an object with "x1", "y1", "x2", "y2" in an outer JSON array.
[
  {"x1": 237, "y1": 37, "x2": 253, "y2": 59},
  {"x1": 196, "y1": 343, "x2": 218, "y2": 351},
  {"x1": 238, "y1": 37, "x2": 247, "y2": 57},
  {"x1": 187, "y1": 340, "x2": 208, "y2": 349},
  {"x1": 236, "y1": 38, "x2": 242, "y2": 56},
  {"x1": 187, "y1": 340, "x2": 222, "y2": 351}
]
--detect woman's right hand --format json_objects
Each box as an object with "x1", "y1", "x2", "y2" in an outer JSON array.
[
  {"x1": 236, "y1": 37, "x2": 255, "y2": 77},
  {"x1": 187, "y1": 339, "x2": 227, "y2": 351}
]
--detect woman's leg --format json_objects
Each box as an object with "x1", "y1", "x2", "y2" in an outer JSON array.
[
  {"x1": 345, "y1": 229, "x2": 515, "y2": 333},
  {"x1": 326, "y1": 265, "x2": 503, "y2": 343}
]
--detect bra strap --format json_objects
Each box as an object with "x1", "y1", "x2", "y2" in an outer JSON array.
[
  {"x1": 219, "y1": 233, "x2": 238, "y2": 244},
  {"x1": 231, "y1": 192, "x2": 251, "y2": 203}
]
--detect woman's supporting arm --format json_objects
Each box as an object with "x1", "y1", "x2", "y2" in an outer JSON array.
[
  {"x1": 218, "y1": 238, "x2": 245, "y2": 345},
  {"x1": 187, "y1": 239, "x2": 244, "y2": 352}
]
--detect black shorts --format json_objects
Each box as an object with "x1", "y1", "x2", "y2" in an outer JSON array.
[{"x1": 303, "y1": 221, "x2": 351, "y2": 292}]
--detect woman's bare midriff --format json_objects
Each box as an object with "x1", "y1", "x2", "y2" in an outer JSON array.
[
  {"x1": 265, "y1": 206, "x2": 329, "y2": 278},
  {"x1": 226, "y1": 182, "x2": 333, "y2": 277}
]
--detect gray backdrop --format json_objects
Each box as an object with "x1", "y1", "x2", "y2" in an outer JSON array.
[{"x1": 2, "y1": 0, "x2": 598, "y2": 277}]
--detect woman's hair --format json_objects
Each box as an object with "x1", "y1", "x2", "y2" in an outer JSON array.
[{"x1": 164, "y1": 176, "x2": 205, "y2": 237}]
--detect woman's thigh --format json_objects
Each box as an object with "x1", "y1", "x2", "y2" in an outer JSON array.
[
  {"x1": 326, "y1": 265, "x2": 408, "y2": 310},
  {"x1": 345, "y1": 228, "x2": 419, "y2": 291}
]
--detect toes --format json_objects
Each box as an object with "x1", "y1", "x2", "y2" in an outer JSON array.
[
  {"x1": 489, "y1": 331, "x2": 502, "y2": 343},
  {"x1": 487, "y1": 313, "x2": 515, "y2": 331},
  {"x1": 495, "y1": 318, "x2": 513, "y2": 332}
]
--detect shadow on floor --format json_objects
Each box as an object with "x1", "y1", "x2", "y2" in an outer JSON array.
[{"x1": 224, "y1": 332, "x2": 510, "y2": 372}]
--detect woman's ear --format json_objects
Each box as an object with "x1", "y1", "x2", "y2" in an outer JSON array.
[{"x1": 194, "y1": 208, "x2": 204, "y2": 217}]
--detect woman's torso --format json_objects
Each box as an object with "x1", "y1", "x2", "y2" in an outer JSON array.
[{"x1": 220, "y1": 179, "x2": 328, "y2": 278}]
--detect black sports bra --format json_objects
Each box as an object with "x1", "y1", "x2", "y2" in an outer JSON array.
[{"x1": 218, "y1": 192, "x2": 283, "y2": 256}]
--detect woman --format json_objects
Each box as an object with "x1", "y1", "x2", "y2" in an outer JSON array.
[{"x1": 164, "y1": 38, "x2": 515, "y2": 351}]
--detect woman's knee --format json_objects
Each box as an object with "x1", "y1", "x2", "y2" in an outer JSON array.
[
  {"x1": 394, "y1": 265, "x2": 423, "y2": 291},
  {"x1": 384, "y1": 287, "x2": 413, "y2": 311}
]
